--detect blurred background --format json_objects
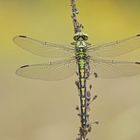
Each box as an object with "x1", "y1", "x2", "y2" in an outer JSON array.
[{"x1": 0, "y1": 0, "x2": 140, "y2": 140}]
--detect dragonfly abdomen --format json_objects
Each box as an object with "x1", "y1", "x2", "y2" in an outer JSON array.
[
  {"x1": 76, "y1": 45, "x2": 89, "y2": 129},
  {"x1": 78, "y1": 60, "x2": 87, "y2": 128}
]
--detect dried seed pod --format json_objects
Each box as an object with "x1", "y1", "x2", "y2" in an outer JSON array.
[
  {"x1": 87, "y1": 91, "x2": 91, "y2": 98},
  {"x1": 76, "y1": 105, "x2": 79, "y2": 111},
  {"x1": 94, "y1": 72, "x2": 98, "y2": 78},
  {"x1": 93, "y1": 121, "x2": 99, "y2": 125},
  {"x1": 76, "y1": 137, "x2": 81, "y2": 140},
  {"x1": 75, "y1": 81, "x2": 80, "y2": 89},
  {"x1": 77, "y1": 113, "x2": 81, "y2": 117},
  {"x1": 89, "y1": 84, "x2": 92, "y2": 90},
  {"x1": 91, "y1": 95, "x2": 98, "y2": 102}
]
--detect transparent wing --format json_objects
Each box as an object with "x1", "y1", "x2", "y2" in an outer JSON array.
[
  {"x1": 90, "y1": 59, "x2": 140, "y2": 78},
  {"x1": 13, "y1": 35, "x2": 75, "y2": 58},
  {"x1": 16, "y1": 59, "x2": 77, "y2": 81},
  {"x1": 88, "y1": 34, "x2": 140, "y2": 58}
]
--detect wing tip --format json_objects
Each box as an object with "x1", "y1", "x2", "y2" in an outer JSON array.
[
  {"x1": 16, "y1": 65, "x2": 30, "y2": 76},
  {"x1": 13, "y1": 35, "x2": 27, "y2": 42},
  {"x1": 20, "y1": 65, "x2": 30, "y2": 68},
  {"x1": 135, "y1": 62, "x2": 140, "y2": 65},
  {"x1": 18, "y1": 35, "x2": 27, "y2": 38}
]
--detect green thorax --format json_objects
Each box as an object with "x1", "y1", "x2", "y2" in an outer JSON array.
[{"x1": 74, "y1": 32, "x2": 88, "y2": 60}]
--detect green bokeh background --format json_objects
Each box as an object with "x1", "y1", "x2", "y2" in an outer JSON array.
[{"x1": 0, "y1": 0, "x2": 140, "y2": 140}]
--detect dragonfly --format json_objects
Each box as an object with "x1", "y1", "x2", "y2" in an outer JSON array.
[
  {"x1": 13, "y1": 33, "x2": 140, "y2": 129},
  {"x1": 13, "y1": 33, "x2": 140, "y2": 80}
]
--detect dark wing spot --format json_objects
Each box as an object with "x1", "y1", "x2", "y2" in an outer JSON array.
[
  {"x1": 135, "y1": 62, "x2": 140, "y2": 65},
  {"x1": 18, "y1": 35, "x2": 27, "y2": 38},
  {"x1": 20, "y1": 65, "x2": 30, "y2": 68},
  {"x1": 136, "y1": 34, "x2": 140, "y2": 36}
]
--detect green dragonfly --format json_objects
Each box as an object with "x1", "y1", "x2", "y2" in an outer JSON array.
[
  {"x1": 14, "y1": 33, "x2": 140, "y2": 81},
  {"x1": 13, "y1": 32, "x2": 140, "y2": 130}
]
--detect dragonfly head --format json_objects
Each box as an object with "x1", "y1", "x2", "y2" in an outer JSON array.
[{"x1": 73, "y1": 32, "x2": 88, "y2": 41}]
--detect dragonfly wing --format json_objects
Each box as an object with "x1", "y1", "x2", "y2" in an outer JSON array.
[
  {"x1": 16, "y1": 59, "x2": 77, "y2": 81},
  {"x1": 13, "y1": 35, "x2": 75, "y2": 58},
  {"x1": 88, "y1": 34, "x2": 140, "y2": 58},
  {"x1": 90, "y1": 59, "x2": 140, "y2": 78}
]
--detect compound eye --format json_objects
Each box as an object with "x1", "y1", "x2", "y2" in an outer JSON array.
[
  {"x1": 83, "y1": 35, "x2": 88, "y2": 40},
  {"x1": 73, "y1": 33, "x2": 88, "y2": 41}
]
